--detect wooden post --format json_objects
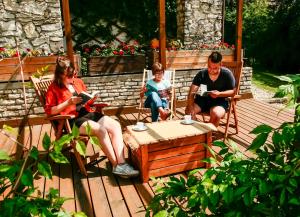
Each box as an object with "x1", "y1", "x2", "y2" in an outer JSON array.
[
  {"x1": 61, "y1": 0, "x2": 74, "y2": 65},
  {"x1": 235, "y1": 0, "x2": 243, "y2": 62},
  {"x1": 158, "y1": 0, "x2": 166, "y2": 68}
]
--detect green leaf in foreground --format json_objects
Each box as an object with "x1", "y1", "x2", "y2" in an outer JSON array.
[
  {"x1": 29, "y1": 147, "x2": 39, "y2": 160},
  {"x1": 250, "y1": 124, "x2": 273, "y2": 134},
  {"x1": 0, "y1": 150, "x2": 10, "y2": 160},
  {"x1": 21, "y1": 169, "x2": 34, "y2": 187},
  {"x1": 74, "y1": 212, "x2": 88, "y2": 217},
  {"x1": 49, "y1": 151, "x2": 69, "y2": 164},
  {"x1": 90, "y1": 136, "x2": 100, "y2": 147},
  {"x1": 76, "y1": 140, "x2": 86, "y2": 156},
  {"x1": 248, "y1": 133, "x2": 268, "y2": 151},
  {"x1": 42, "y1": 132, "x2": 51, "y2": 151},
  {"x1": 38, "y1": 161, "x2": 52, "y2": 179}
]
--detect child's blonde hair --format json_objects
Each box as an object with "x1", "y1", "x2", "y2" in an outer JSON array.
[{"x1": 152, "y1": 62, "x2": 164, "y2": 75}]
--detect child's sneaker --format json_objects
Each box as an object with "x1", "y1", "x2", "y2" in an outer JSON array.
[{"x1": 112, "y1": 163, "x2": 139, "y2": 178}]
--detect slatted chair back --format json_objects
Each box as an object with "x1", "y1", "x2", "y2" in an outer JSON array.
[
  {"x1": 30, "y1": 74, "x2": 54, "y2": 107},
  {"x1": 138, "y1": 68, "x2": 176, "y2": 121},
  {"x1": 222, "y1": 61, "x2": 243, "y2": 95}
]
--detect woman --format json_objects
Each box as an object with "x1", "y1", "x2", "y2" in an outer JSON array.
[{"x1": 45, "y1": 56, "x2": 139, "y2": 178}]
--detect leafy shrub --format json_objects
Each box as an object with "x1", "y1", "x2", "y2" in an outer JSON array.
[
  {"x1": 147, "y1": 123, "x2": 300, "y2": 217},
  {"x1": 0, "y1": 125, "x2": 92, "y2": 217}
]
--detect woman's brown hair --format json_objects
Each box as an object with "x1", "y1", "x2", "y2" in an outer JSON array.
[
  {"x1": 54, "y1": 56, "x2": 75, "y2": 88},
  {"x1": 152, "y1": 62, "x2": 164, "y2": 74}
]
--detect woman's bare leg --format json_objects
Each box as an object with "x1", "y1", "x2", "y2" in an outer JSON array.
[
  {"x1": 97, "y1": 116, "x2": 126, "y2": 164},
  {"x1": 79, "y1": 120, "x2": 119, "y2": 167}
]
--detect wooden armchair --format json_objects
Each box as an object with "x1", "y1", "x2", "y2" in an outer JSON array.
[
  {"x1": 200, "y1": 61, "x2": 243, "y2": 139},
  {"x1": 30, "y1": 75, "x2": 107, "y2": 176},
  {"x1": 137, "y1": 68, "x2": 176, "y2": 121}
]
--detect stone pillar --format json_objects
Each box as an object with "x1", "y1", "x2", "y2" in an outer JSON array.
[
  {"x1": 0, "y1": 0, "x2": 64, "y2": 53},
  {"x1": 178, "y1": 0, "x2": 223, "y2": 48}
]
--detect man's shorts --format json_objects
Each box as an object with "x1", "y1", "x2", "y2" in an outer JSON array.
[{"x1": 194, "y1": 95, "x2": 229, "y2": 113}]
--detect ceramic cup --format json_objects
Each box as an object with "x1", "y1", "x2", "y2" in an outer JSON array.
[
  {"x1": 184, "y1": 115, "x2": 192, "y2": 123},
  {"x1": 136, "y1": 121, "x2": 145, "y2": 129}
]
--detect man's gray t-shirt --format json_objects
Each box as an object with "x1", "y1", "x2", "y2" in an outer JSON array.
[{"x1": 192, "y1": 67, "x2": 236, "y2": 93}]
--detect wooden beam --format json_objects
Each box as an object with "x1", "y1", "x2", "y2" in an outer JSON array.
[
  {"x1": 61, "y1": 0, "x2": 74, "y2": 65},
  {"x1": 235, "y1": 0, "x2": 243, "y2": 62},
  {"x1": 158, "y1": 0, "x2": 166, "y2": 68}
]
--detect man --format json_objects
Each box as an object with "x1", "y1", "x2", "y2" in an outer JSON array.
[{"x1": 185, "y1": 51, "x2": 236, "y2": 127}]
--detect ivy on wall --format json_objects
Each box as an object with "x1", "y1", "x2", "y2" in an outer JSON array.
[{"x1": 69, "y1": 0, "x2": 177, "y2": 49}]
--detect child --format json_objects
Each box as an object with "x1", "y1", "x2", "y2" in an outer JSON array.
[{"x1": 141, "y1": 62, "x2": 171, "y2": 122}]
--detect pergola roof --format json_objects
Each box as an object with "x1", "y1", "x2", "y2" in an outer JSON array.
[{"x1": 61, "y1": 0, "x2": 243, "y2": 67}]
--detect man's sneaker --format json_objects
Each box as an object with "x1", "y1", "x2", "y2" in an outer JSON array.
[{"x1": 112, "y1": 163, "x2": 139, "y2": 178}]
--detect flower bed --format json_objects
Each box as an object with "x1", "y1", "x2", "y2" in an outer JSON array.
[
  {"x1": 77, "y1": 41, "x2": 146, "y2": 75},
  {"x1": 149, "y1": 49, "x2": 235, "y2": 70}
]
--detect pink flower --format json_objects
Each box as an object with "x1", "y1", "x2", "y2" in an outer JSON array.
[{"x1": 0, "y1": 47, "x2": 6, "y2": 52}]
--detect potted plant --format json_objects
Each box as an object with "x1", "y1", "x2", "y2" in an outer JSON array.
[
  {"x1": 0, "y1": 47, "x2": 80, "y2": 82},
  {"x1": 149, "y1": 39, "x2": 235, "y2": 70},
  {"x1": 78, "y1": 41, "x2": 146, "y2": 76}
]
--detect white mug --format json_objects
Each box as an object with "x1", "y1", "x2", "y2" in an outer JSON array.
[
  {"x1": 136, "y1": 121, "x2": 145, "y2": 129},
  {"x1": 184, "y1": 115, "x2": 192, "y2": 123}
]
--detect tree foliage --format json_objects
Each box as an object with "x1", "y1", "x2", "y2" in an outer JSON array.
[{"x1": 225, "y1": 0, "x2": 300, "y2": 71}]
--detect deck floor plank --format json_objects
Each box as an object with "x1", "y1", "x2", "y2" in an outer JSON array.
[
  {"x1": 98, "y1": 158, "x2": 130, "y2": 217},
  {"x1": 59, "y1": 153, "x2": 77, "y2": 212},
  {"x1": 72, "y1": 162, "x2": 95, "y2": 217}
]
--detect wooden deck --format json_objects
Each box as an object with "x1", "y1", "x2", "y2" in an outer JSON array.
[{"x1": 0, "y1": 98, "x2": 294, "y2": 217}]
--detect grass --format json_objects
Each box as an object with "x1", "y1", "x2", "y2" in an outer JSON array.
[{"x1": 252, "y1": 66, "x2": 288, "y2": 93}]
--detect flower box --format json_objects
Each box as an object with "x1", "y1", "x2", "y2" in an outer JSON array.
[
  {"x1": 0, "y1": 55, "x2": 81, "y2": 81},
  {"x1": 88, "y1": 55, "x2": 146, "y2": 75},
  {"x1": 149, "y1": 50, "x2": 235, "y2": 70}
]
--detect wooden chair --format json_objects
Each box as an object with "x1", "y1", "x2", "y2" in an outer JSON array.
[
  {"x1": 199, "y1": 61, "x2": 243, "y2": 139},
  {"x1": 30, "y1": 74, "x2": 107, "y2": 176},
  {"x1": 137, "y1": 69, "x2": 176, "y2": 121}
]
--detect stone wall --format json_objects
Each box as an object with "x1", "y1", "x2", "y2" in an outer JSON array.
[
  {"x1": 0, "y1": 0, "x2": 63, "y2": 53},
  {"x1": 177, "y1": 0, "x2": 223, "y2": 48},
  {"x1": 0, "y1": 67, "x2": 252, "y2": 120}
]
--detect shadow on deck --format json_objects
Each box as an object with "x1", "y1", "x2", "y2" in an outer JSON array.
[{"x1": 0, "y1": 98, "x2": 294, "y2": 217}]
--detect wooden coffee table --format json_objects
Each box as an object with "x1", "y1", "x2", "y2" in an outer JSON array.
[{"x1": 123, "y1": 120, "x2": 217, "y2": 182}]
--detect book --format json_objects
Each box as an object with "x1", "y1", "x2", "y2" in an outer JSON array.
[
  {"x1": 78, "y1": 91, "x2": 100, "y2": 105},
  {"x1": 199, "y1": 90, "x2": 214, "y2": 97}
]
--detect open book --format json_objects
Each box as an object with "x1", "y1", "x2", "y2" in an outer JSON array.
[
  {"x1": 78, "y1": 91, "x2": 100, "y2": 105},
  {"x1": 198, "y1": 90, "x2": 214, "y2": 97},
  {"x1": 197, "y1": 84, "x2": 214, "y2": 96}
]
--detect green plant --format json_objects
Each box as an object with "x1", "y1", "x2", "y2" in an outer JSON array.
[
  {"x1": 147, "y1": 74, "x2": 300, "y2": 216},
  {"x1": 147, "y1": 122, "x2": 300, "y2": 216},
  {"x1": 0, "y1": 124, "x2": 98, "y2": 217},
  {"x1": 275, "y1": 74, "x2": 300, "y2": 122},
  {"x1": 0, "y1": 46, "x2": 65, "y2": 59}
]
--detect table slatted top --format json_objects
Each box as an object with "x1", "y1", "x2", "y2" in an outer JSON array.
[{"x1": 126, "y1": 120, "x2": 217, "y2": 146}]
